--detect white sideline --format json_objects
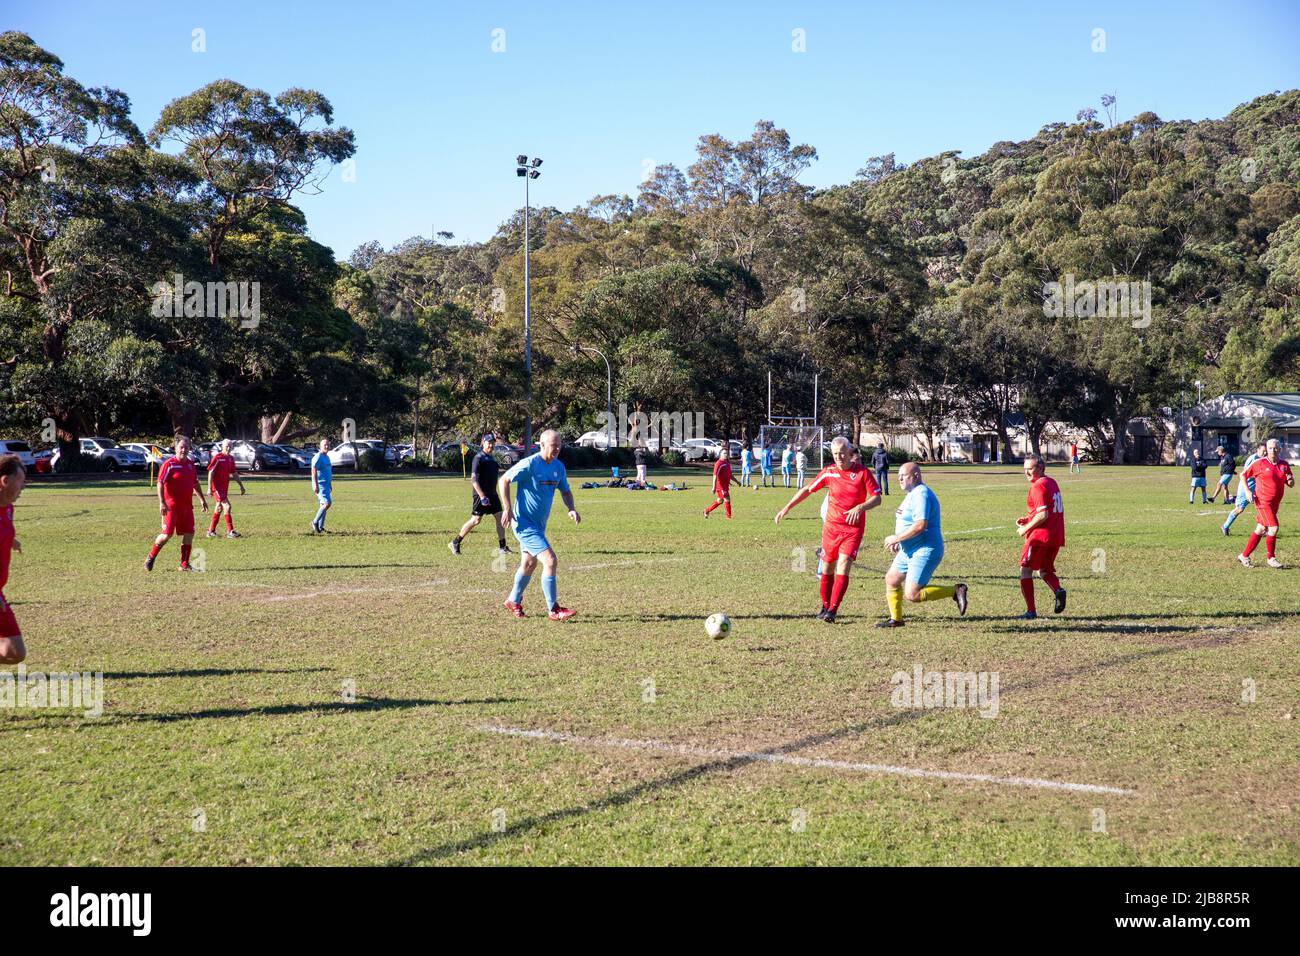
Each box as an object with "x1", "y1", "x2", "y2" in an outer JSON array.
[{"x1": 480, "y1": 725, "x2": 1136, "y2": 796}]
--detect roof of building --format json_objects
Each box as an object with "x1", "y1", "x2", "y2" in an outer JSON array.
[{"x1": 1202, "y1": 392, "x2": 1300, "y2": 428}]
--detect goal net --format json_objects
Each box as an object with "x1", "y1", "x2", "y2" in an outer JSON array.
[{"x1": 757, "y1": 424, "x2": 824, "y2": 473}]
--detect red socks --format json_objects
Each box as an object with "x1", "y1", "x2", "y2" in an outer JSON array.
[
  {"x1": 723, "y1": 499, "x2": 732, "y2": 519},
  {"x1": 224, "y1": 512, "x2": 234, "y2": 532},
  {"x1": 180, "y1": 543, "x2": 192, "y2": 566},
  {"x1": 1041, "y1": 570, "x2": 1061, "y2": 592},
  {"x1": 828, "y1": 575, "x2": 849, "y2": 612},
  {"x1": 1020, "y1": 578, "x2": 1036, "y2": 613},
  {"x1": 705, "y1": 499, "x2": 721, "y2": 515},
  {"x1": 1243, "y1": 532, "x2": 1261, "y2": 557},
  {"x1": 819, "y1": 572, "x2": 833, "y2": 609},
  {"x1": 148, "y1": 543, "x2": 162, "y2": 561},
  {"x1": 1266, "y1": 534, "x2": 1277, "y2": 559},
  {"x1": 209, "y1": 512, "x2": 220, "y2": 533}
]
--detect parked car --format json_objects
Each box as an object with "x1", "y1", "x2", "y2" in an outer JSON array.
[
  {"x1": 270, "y1": 443, "x2": 313, "y2": 470},
  {"x1": 359, "y1": 439, "x2": 399, "y2": 465},
  {"x1": 31, "y1": 448, "x2": 54, "y2": 474},
  {"x1": 0, "y1": 440, "x2": 36, "y2": 468},
  {"x1": 676, "y1": 438, "x2": 725, "y2": 461},
  {"x1": 230, "y1": 440, "x2": 292, "y2": 472},
  {"x1": 123, "y1": 443, "x2": 169, "y2": 467},
  {"x1": 577, "y1": 430, "x2": 613, "y2": 449},
  {"x1": 78, "y1": 437, "x2": 147, "y2": 471},
  {"x1": 498, "y1": 442, "x2": 540, "y2": 465}
]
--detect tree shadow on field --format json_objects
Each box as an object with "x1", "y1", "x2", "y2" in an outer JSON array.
[
  {"x1": 400, "y1": 635, "x2": 1236, "y2": 862},
  {"x1": 79, "y1": 696, "x2": 523, "y2": 727},
  {"x1": 227, "y1": 563, "x2": 441, "y2": 572},
  {"x1": 101, "y1": 666, "x2": 332, "y2": 680}
]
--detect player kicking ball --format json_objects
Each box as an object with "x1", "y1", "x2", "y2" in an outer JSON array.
[
  {"x1": 1238, "y1": 438, "x2": 1294, "y2": 569},
  {"x1": 206, "y1": 439, "x2": 246, "y2": 538},
  {"x1": 877, "y1": 462, "x2": 967, "y2": 627},
  {"x1": 499, "y1": 429, "x2": 580, "y2": 620},
  {"x1": 1015, "y1": 455, "x2": 1066, "y2": 619},
  {"x1": 775, "y1": 437, "x2": 880, "y2": 623},
  {"x1": 144, "y1": 436, "x2": 209, "y2": 572},
  {"x1": 0, "y1": 454, "x2": 28, "y2": 664}
]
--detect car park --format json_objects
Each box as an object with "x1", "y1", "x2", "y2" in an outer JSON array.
[
  {"x1": 230, "y1": 440, "x2": 292, "y2": 472},
  {"x1": 78, "y1": 437, "x2": 148, "y2": 471}
]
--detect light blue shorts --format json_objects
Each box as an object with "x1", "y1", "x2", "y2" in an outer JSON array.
[
  {"x1": 512, "y1": 521, "x2": 551, "y2": 556},
  {"x1": 1236, "y1": 485, "x2": 1252, "y2": 508},
  {"x1": 890, "y1": 545, "x2": 944, "y2": 586},
  {"x1": 1191, "y1": 477, "x2": 1207, "y2": 488},
  {"x1": 316, "y1": 486, "x2": 332, "y2": 506},
  {"x1": 1217, "y1": 474, "x2": 1232, "y2": 487}
]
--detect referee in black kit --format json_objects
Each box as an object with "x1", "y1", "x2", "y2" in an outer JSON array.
[{"x1": 449, "y1": 433, "x2": 511, "y2": 555}]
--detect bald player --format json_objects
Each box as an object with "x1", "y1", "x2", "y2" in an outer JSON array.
[
  {"x1": 206, "y1": 439, "x2": 246, "y2": 538},
  {"x1": 878, "y1": 462, "x2": 968, "y2": 627},
  {"x1": 499, "y1": 429, "x2": 581, "y2": 620},
  {"x1": 1015, "y1": 454, "x2": 1066, "y2": 619}
]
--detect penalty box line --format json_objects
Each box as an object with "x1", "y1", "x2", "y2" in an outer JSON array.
[{"x1": 480, "y1": 725, "x2": 1135, "y2": 796}]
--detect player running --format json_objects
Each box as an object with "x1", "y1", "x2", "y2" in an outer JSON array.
[
  {"x1": 1223, "y1": 441, "x2": 1266, "y2": 535},
  {"x1": 704, "y1": 448, "x2": 737, "y2": 518},
  {"x1": 1189, "y1": 448, "x2": 1208, "y2": 504},
  {"x1": 499, "y1": 429, "x2": 581, "y2": 620},
  {"x1": 145, "y1": 436, "x2": 209, "y2": 571},
  {"x1": 775, "y1": 437, "x2": 881, "y2": 623},
  {"x1": 450, "y1": 433, "x2": 510, "y2": 555},
  {"x1": 877, "y1": 462, "x2": 967, "y2": 628},
  {"x1": 1238, "y1": 438, "x2": 1295, "y2": 569},
  {"x1": 205, "y1": 439, "x2": 246, "y2": 538},
  {"x1": 0, "y1": 454, "x2": 27, "y2": 664},
  {"x1": 1206, "y1": 446, "x2": 1236, "y2": 504},
  {"x1": 1015, "y1": 455, "x2": 1066, "y2": 619},
  {"x1": 310, "y1": 438, "x2": 333, "y2": 533}
]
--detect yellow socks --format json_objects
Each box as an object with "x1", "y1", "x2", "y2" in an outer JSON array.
[
  {"x1": 887, "y1": 586, "x2": 904, "y2": 621},
  {"x1": 917, "y1": 584, "x2": 956, "y2": 602}
]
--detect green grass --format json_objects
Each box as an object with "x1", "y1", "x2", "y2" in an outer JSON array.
[{"x1": 2, "y1": 464, "x2": 1296, "y2": 865}]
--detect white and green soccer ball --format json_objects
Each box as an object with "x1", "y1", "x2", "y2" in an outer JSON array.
[{"x1": 705, "y1": 613, "x2": 731, "y2": 640}]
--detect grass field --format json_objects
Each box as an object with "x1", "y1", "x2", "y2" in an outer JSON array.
[{"x1": 2, "y1": 463, "x2": 1296, "y2": 866}]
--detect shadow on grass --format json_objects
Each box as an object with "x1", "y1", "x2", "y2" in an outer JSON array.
[
  {"x1": 82, "y1": 696, "x2": 523, "y2": 726},
  {"x1": 102, "y1": 666, "x2": 332, "y2": 680},
  {"x1": 397, "y1": 631, "x2": 1247, "y2": 863}
]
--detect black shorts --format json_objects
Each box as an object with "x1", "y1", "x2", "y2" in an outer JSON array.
[{"x1": 472, "y1": 493, "x2": 503, "y2": 517}]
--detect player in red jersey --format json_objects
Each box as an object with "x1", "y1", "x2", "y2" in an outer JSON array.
[
  {"x1": 704, "y1": 449, "x2": 737, "y2": 518},
  {"x1": 145, "y1": 436, "x2": 209, "y2": 572},
  {"x1": 1238, "y1": 438, "x2": 1295, "y2": 569},
  {"x1": 1015, "y1": 455, "x2": 1066, "y2": 619},
  {"x1": 0, "y1": 454, "x2": 28, "y2": 664},
  {"x1": 775, "y1": 436, "x2": 881, "y2": 622},
  {"x1": 206, "y1": 439, "x2": 246, "y2": 538}
]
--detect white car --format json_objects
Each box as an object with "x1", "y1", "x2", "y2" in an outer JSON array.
[
  {"x1": 680, "y1": 438, "x2": 724, "y2": 460},
  {"x1": 123, "y1": 443, "x2": 168, "y2": 466},
  {"x1": 577, "y1": 430, "x2": 613, "y2": 449},
  {"x1": 78, "y1": 437, "x2": 147, "y2": 471},
  {"x1": 0, "y1": 440, "x2": 36, "y2": 468}
]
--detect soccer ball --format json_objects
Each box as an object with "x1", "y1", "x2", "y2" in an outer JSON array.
[{"x1": 705, "y1": 613, "x2": 731, "y2": 639}]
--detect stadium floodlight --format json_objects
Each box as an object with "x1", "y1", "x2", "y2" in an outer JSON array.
[{"x1": 515, "y1": 155, "x2": 543, "y2": 450}]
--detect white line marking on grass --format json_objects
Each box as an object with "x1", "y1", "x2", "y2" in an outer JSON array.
[
  {"x1": 247, "y1": 581, "x2": 450, "y2": 602},
  {"x1": 946, "y1": 525, "x2": 1006, "y2": 535},
  {"x1": 480, "y1": 725, "x2": 1135, "y2": 796},
  {"x1": 568, "y1": 557, "x2": 687, "y2": 572}
]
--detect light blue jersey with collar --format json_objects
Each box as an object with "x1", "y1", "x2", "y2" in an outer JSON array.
[
  {"x1": 504, "y1": 452, "x2": 570, "y2": 533},
  {"x1": 895, "y1": 483, "x2": 943, "y2": 555}
]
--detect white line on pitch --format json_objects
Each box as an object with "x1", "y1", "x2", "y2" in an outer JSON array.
[
  {"x1": 480, "y1": 725, "x2": 1135, "y2": 796},
  {"x1": 567, "y1": 557, "x2": 687, "y2": 572}
]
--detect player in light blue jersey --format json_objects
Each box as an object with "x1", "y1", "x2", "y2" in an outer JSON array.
[
  {"x1": 310, "y1": 437, "x2": 333, "y2": 533},
  {"x1": 877, "y1": 462, "x2": 967, "y2": 627},
  {"x1": 1223, "y1": 441, "x2": 1267, "y2": 535},
  {"x1": 498, "y1": 429, "x2": 581, "y2": 620}
]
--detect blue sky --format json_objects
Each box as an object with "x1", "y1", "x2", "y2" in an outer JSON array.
[{"x1": 12, "y1": 0, "x2": 1300, "y2": 261}]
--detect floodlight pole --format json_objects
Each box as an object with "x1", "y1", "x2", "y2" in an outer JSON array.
[
  {"x1": 574, "y1": 345, "x2": 613, "y2": 447},
  {"x1": 523, "y1": 171, "x2": 533, "y2": 452}
]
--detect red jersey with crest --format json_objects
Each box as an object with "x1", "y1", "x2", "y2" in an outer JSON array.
[
  {"x1": 712, "y1": 456, "x2": 733, "y2": 495},
  {"x1": 806, "y1": 464, "x2": 880, "y2": 526},
  {"x1": 158, "y1": 456, "x2": 198, "y2": 507},
  {"x1": 1025, "y1": 475, "x2": 1065, "y2": 546},
  {"x1": 1242, "y1": 458, "x2": 1293, "y2": 504},
  {"x1": 0, "y1": 505, "x2": 14, "y2": 591},
  {"x1": 208, "y1": 452, "x2": 237, "y2": 496}
]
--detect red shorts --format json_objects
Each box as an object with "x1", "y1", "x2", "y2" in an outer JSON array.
[
  {"x1": 1254, "y1": 500, "x2": 1280, "y2": 528},
  {"x1": 212, "y1": 489, "x2": 230, "y2": 504},
  {"x1": 0, "y1": 592, "x2": 18, "y2": 638},
  {"x1": 713, "y1": 484, "x2": 730, "y2": 499},
  {"x1": 161, "y1": 505, "x2": 195, "y2": 536},
  {"x1": 822, "y1": 522, "x2": 865, "y2": 562},
  {"x1": 1020, "y1": 539, "x2": 1061, "y2": 572}
]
